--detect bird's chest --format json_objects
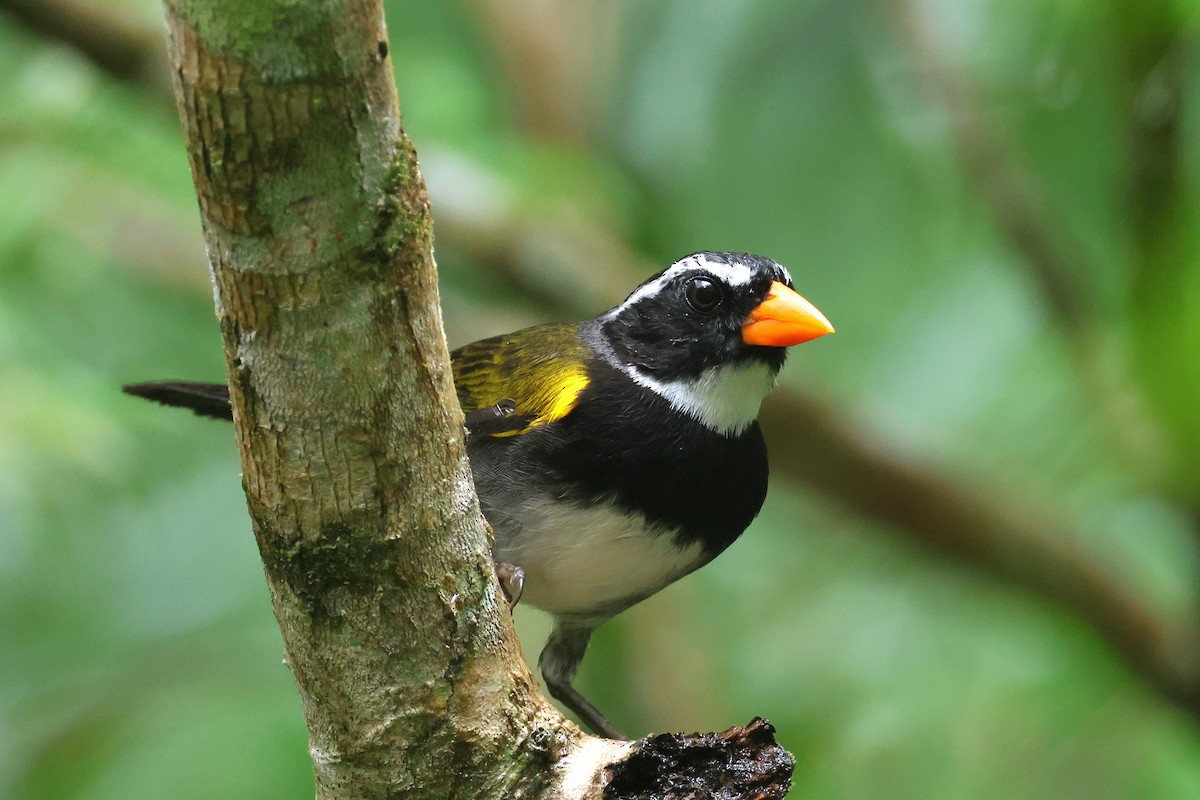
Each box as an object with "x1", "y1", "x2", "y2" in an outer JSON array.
[
  {"x1": 491, "y1": 498, "x2": 706, "y2": 618},
  {"x1": 470, "y1": 377, "x2": 769, "y2": 619},
  {"x1": 549, "y1": 386, "x2": 770, "y2": 555}
]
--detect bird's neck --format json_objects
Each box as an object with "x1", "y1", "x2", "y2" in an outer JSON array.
[
  {"x1": 581, "y1": 324, "x2": 774, "y2": 435},
  {"x1": 618, "y1": 360, "x2": 777, "y2": 436}
]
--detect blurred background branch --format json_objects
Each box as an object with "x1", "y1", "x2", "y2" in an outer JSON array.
[
  {"x1": 893, "y1": 0, "x2": 1173, "y2": 485},
  {"x1": 0, "y1": 0, "x2": 168, "y2": 90}
]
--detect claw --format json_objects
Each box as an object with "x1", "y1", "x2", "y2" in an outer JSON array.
[{"x1": 495, "y1": 561, "x2": 525, "y2": 609}]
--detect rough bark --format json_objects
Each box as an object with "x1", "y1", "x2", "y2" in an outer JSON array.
[
  {"x1": 162, "y1": 1, "x2": 576, "y2": 795},
  {"x1": 161, "y1": 1, "x2": 792, "y2": 796}
]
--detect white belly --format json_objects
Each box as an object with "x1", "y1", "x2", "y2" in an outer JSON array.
[{"x1": 492, "y1": 498, "x2": 706, "y2": 618}]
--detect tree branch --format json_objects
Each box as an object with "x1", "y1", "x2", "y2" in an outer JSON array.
[
  {"x1": 160, "y1": 0, "x2": 792, "y2": 796},
  {"x1": 161, "y1": 1, "x2": 576, "y2": 793}
]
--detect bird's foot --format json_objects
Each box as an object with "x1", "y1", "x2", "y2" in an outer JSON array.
[
  {"x1": 541, "y1": 623, "x2": 628, "y2": 739},
  {"x1": 550, "y1": 680, "x2": 627, "y2": 740},
  {"x1": 495, "y1": 561, "x2": 525, "y2": 608}
]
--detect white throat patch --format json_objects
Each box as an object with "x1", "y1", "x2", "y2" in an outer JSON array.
[{"x1": 621, "y1": 361, "x2": 777, "y2": 436}]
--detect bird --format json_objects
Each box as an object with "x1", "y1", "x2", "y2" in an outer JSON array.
[{"x1": 123, "y1": 251, "x2": 834, "y2": 740}]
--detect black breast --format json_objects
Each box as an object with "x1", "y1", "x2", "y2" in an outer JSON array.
[{"x1": 544, "y1": 359, "x2": 769, "y2": 556}]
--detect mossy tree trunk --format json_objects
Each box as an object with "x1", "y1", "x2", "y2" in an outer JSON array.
[
  {"x1": 161, "y1": 1, "x2": 591, "y2": 795},
  {"x1": 160, "y1": 1, "x2": 792, "y2": 797}
]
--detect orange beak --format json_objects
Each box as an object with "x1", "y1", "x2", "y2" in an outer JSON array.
[{"x1": 742, "y1": 281, "x2": 835, "y2": 347}]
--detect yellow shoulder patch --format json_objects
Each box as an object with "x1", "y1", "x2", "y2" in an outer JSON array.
[
  {"x1": 492, "y1": 367, "x2": 588, "y2": 437},
  {"x1": 545, "y1": 371, "x2": 589, "y2": 423},
  {"x1": 451, "y1": 323, "x2": 591, "y2": 438}
]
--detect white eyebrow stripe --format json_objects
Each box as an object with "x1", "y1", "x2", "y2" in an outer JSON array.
[
  {"x1": 686, "y1": 253, "x2": 754, "y2": 287},
  {"x1": 611, "y1": 273, "x2": 672, "y2": 312},
  {"x1": 605, "y1": 254, "x2": 765, "y2": 318}
]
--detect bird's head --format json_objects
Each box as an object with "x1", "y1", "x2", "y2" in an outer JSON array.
[{"x1": 597, "y1": 252, "x2": 834, "y2": 434}]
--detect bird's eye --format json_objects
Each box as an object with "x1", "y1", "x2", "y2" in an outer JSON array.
[{"x1": 685, "y1": 277, "x2": 722, "y2": 313}]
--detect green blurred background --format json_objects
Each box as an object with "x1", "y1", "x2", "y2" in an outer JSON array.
[{"x1": 3, "y1": 0, "x2": 1200, "y2": 797}]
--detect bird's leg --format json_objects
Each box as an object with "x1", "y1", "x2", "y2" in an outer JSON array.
[
  {"x1": 494, "y1": 561, "x2": 525, "y2": 608},
  {"x1": 539, "y1": 621, "x2": 626, "y2": 740}
]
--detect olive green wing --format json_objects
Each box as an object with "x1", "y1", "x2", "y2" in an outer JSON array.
[{"x1": 451, "y1": 323, "x2": 592, "y2": 438}]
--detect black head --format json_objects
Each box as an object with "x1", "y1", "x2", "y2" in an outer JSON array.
[{"x1": 599, "y1": 252, "x2": 827, "y2": 382}]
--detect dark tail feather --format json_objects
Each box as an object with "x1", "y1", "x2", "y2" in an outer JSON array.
[{"x1": 122, "y1": 381, "x2": 233, "y2": 421}]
